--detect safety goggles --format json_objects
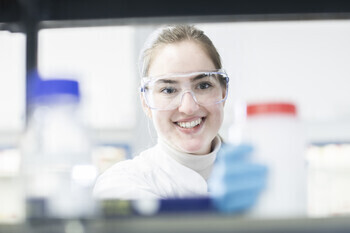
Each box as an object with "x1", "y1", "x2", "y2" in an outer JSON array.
[{"x1": 140, "y1": 69, "x2": 229, "y2": 111}]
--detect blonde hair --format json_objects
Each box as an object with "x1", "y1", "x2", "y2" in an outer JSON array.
[{"x1": 139, "y1": 25, "x2": 222, "y2": 77}]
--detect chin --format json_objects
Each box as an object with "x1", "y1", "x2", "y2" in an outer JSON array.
[{"x1": 180, "y1": 141, "x2": 209, "y2": 155}]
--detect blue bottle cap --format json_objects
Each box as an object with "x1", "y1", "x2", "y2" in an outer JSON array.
[
  {"x1": 27, "y1": 70, "x2": 81, "y2": 105},
  {"x1": 33, "y1": 79, "x2": 80, "y2": 99}
]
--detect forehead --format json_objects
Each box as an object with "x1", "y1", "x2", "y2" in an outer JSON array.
[{"x1": 148, "y1": 41, "x2": 216, "y2": 77}]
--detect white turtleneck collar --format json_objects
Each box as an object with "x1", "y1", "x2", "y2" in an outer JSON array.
[{"x1": 158, "y1": 136, "x2": 221, "y2": 181}]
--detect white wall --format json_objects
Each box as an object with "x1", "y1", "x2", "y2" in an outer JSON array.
[
  {"x1": 0, "y1": 31, "x2": 25, "y2": 132},
  {"x1": 0, "y1": 31, "x2": 25, "y2": 147},
  {"x1": 198, "y1": 20, "x2": 350, "y2": 143},
  {"x1": 39, "y1": 26, "x2": 138, "y2": 131}
]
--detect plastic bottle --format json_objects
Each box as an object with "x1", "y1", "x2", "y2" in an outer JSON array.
[
  {"x1": 231, "y1": 102, "x2": 307, "y2": 218},
  {"x1": 21, "y1": 77, "x2": 98, "y2": 219}
]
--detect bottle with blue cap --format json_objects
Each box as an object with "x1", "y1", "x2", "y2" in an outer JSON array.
[{"x1": 21, "y1": 73, "x2": 98, "y2": 219}]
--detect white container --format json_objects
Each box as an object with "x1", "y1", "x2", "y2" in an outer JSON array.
[
  {"x1": 307, "y1": 144, "x2": 350, "y2": 217},
  {"x1": 240, "y1": 102, "x2": 307, "y2": 218},
  {"x1": 21, "y1": 78, "x2": 98, "y2": 219}
]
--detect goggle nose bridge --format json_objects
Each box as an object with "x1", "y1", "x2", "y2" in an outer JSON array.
[{"x1": 179, "y1": 90, "x2": 199, "y2": 106}]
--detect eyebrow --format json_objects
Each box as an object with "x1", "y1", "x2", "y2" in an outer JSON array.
[
  {"x1": 154, "y1": 74, "x2": 209, "y2": 84},
  {"x1": 154, "y1": 79, "x2": 178, "y2": 84},
  {"x1": 192, "y1": 73, "x2": 209, "y2": 81}
]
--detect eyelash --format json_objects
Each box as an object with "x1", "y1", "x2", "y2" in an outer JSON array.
[
  {"x1": 160, "y1": 87, "x2": 177, "y2": 94},
  {"x1": 197, "y1": 82, "x2": 213, "y2": 90},
  {"x1": 158, "y1": 79, "x2": 215, "y2": 93}
]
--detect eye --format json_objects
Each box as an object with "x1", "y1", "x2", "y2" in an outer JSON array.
[
  {"x1": 198, "y1": 82, "x2": 213, "y2": 90},
  {"x1": 160, "y1": 87, "x2": 177, "y2": 94}
]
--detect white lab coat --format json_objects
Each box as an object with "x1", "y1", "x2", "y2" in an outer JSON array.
[{"x1": 93, "y1": 137, "x2": 221, "y2": 200}]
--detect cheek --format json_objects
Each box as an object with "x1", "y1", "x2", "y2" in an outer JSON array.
[
  {"x1": 210, "y1": 104, "x2": 224, "y2": 122},
  {"x1": 152, "y1": 111, "x2": 172, "y2": 134},
  {"x1": 207, "y1": 105, "x2": 225, "y2": 134}
]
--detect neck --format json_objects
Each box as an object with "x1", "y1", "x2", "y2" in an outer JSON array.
[{"x1": 158, "y1": 136, "x2": 221, "y2": 180}]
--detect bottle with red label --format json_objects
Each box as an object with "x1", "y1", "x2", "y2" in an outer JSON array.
[{"x1": 230, "y1": 102, "x2": 307, "y2": 218}]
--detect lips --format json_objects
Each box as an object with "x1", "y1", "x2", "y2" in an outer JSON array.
[{"x1": 175, "y1": 118, "x2": 203, "y2": 129}]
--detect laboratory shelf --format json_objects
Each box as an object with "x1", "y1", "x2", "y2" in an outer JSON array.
[{"x1": 1, "y1": 215, "x2": 350, "y2": 233}]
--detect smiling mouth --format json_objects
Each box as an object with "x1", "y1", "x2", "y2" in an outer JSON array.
[{"x1": 176, "y1": 118, "x2": 203, "y2": 129}]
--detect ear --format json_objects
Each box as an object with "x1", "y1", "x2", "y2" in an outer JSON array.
[
  {"x1": 222, "y1": 88, "x2": 227, "y2": 107},
  {"x1": 140, "y1": 93, "x2": 152, "y2": 119}
]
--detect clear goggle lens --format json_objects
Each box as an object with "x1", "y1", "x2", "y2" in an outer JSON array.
[{"x1": 141, "y1": 70, "x2": 229, "y2": 111}]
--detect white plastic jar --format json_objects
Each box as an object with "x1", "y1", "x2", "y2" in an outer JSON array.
[{"x1": 242, "y1": 102, "x2": 307, "y2": 218}]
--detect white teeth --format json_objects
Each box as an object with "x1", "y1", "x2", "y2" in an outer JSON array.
[{"x1": 177, "y1": 118, "x2": 202, "y2": 128}]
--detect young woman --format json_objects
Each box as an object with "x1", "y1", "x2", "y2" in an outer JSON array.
[{"x1": 93, "y1": 25, "x2": 266, "y2": 211}]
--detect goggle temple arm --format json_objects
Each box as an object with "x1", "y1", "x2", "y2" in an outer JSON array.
[{"x1": 140, "y1": 85, "x2": 147, "y2": 93}]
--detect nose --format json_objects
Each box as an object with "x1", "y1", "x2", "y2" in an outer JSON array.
[{"x1": 178, "y1": 92, "x2": 199, "y2": 114}]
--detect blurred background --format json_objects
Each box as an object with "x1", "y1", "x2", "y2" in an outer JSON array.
[{"x1": 1, "y1": 0, "x2": 350, "y2": 220}]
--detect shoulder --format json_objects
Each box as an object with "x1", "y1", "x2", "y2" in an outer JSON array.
[
  {"x1": 106, "y1": 146, "x2": 157, "y2": 172},
  {"x1": 93, "y1": 146, "x2": 161, "y2": 199}
]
